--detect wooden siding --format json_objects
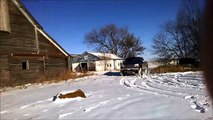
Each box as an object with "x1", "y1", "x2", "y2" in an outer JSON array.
[
  {"x1": 0, "y1": 55, "x2": 10, "y2": 82},
  {"x1": 0, "y1": 0, "x2": 70, "y2": 84},
  {"x1": 0, "y1": 0, "x2": 11, "y2": 32},
  {"x1": 38, "y1": 32, "x2": 65, "y2": 57},
  {"x1": 0, "y1": 0, "x2": 36, "y2": 53},
  {"x1": 7, "y1": 56, "x2": 67, "y2": 81},
  {"x1": 9, "y1": 56, "x2": 42, "y2": 81}
]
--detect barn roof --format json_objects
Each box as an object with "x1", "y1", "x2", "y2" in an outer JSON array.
[
  {"x1": 12, "y1": 0, "x2": 69, "y2": 57},
  {"x1": 87, "y1": 52, "x2": 123, "y2": 60}
]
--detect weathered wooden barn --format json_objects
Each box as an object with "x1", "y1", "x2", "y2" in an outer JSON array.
[
  {"x1": 71, "y1": 52, "x2": 123, "y2": 72},
  {"x1": 0, "y1": 0, "x2": 70, "y2": 86}
]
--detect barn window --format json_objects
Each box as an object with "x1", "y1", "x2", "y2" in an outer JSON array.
[{"x1": 22, "y1": 61, "x2": 29, "y2": 70}]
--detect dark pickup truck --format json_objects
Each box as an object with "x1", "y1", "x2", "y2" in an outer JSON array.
[{"x1": 120, "y1": 57, "x2": 148, "y2": 76}]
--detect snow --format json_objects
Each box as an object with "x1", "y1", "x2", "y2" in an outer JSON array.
[{"x1": 1, "y1": 71, "x2": 213, "y2": 119}]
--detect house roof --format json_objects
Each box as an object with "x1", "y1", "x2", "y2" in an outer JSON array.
[
  {"x1": 70, "y1": 54, "x2": 83, "y2": 63},
  {"x1": 12, "y1": 0, "x2": 69, "y2": 57},
  {"x1": 87, "y1": 52, "x2": 123, "y2": 60},
  {"x1": 70, "y1": 54, "x2": 81, "y2": 58}
]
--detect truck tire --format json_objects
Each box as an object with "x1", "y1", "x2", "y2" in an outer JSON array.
[
  {"x1": 138, "y1": 68, "x2": 143, "y2": 78},
  {"x1": 144, "y1": 67, "x2": 148, "y2": 74},
  {"x1": 121, "y1": 72, "x2": 125, "y2": 76}
]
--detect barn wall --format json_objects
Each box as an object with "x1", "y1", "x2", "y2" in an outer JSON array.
[
  {"x1": 0, "y1": 55, "x2": 10, "y2": 83},
  {"x1": 0, "y1": 0, "x2": 69, "y2": 86},
  {"x1": 1, "y1": 55, "x2": 68, "y2": 85},
  {"x1": 45, "y1": 57, "x2": 68, "y2": 77},
  {"x1": 0, "y1": 0, "x2": 37, "y2": 53},
  {"x1": 8, "y1": 56, "x2": 42, "y2": 82},
  {"x1": 0, "y1": 0, "x2": 11, "y2": 32},
  {"x1": 37, "y1": 32, "x2": 65, "y2": 56}
]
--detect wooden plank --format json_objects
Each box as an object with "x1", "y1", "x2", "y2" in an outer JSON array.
[
  {"x1": 67, "y1": 57, "x2": 71, "y2": 70},
  {"x1": 0, "y1": 55, "x2": 10, "y2": 81},
  {"x1": 35, "y1": 28, "x2": 39, "y2": 53},
  {"x1": 0, "y1": 0, "x2": 11, "y2": 32},
  {"x1": 0, "y1": 0, "x2": 36, "y2": 53},
  {"x1": 0, "y1": 0, "x2": 70, "y2": 83}
]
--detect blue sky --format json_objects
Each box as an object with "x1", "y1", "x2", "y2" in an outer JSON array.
[{"x1": 22, "y1": 0, "x2": 182, "y2": 60}]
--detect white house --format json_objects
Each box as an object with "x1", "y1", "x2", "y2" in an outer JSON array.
[{"x1": 71, "y1": 52, "x2": 123, "y2": 72}]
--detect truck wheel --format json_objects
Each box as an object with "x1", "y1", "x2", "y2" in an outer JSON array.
[
  {"x1": 138, "y1": 68, "x2": 142, "y2": 78},
  {"x1": 145, "y1": 67, "x2": 148, "y2": 75},
  {"x1": 121, "y1": 72, "x2": 125, "y2": 76}
]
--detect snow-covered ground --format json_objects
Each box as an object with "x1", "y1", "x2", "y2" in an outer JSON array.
[{"x1": 1, "y1": 71, "x2": 213, "y2": 119}]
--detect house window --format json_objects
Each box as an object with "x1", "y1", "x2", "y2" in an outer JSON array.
[
  {"x1": 22, "y1": 61, "x2": 29, "y2": 70},
  {"x1": 118, "y1": 63, "x2": 120, "y2": 66},
  {"x1": 109, "y1": 64, "x2": 111, "y2": 67}
]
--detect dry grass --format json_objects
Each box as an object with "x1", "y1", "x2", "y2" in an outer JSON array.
[
  {"x1": 150, "y1": 65, "x2": 201, "y2": 74},
  {"x1": 0, "y1": 71, "x2": 93, "y2": 89},
  {"x1": 49, "y1": 71, "x2": 93, "y2": 83}
]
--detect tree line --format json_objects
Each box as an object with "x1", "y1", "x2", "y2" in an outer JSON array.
[
  {"x1": 152, "y1": 0, "x2": 202, "y2": 63},
  {"x1": 84, "y1": 0, "x2": 202, "y2": 63}
]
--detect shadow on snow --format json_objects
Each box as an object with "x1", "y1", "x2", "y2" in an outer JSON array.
[{"x1": 104, "y1": 72, "x2": 121, "y2": 76}]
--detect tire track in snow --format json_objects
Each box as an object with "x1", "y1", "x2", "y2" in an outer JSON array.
[
  {"x1": 58, "y1": 112, "x2": 73, "y2": 119},
  {"x1": 111, "y1": 96, "x2": 146, "y2": 111},
  {"x1": 150, "y1": 73, "x2": 205, "y2": 91},
  {"x1": 145, "y1": 81, "x2": 205, "y2": 96},
  {"x1": 121, "y1": 77, "x2": 186, "y2": 100},
  {"x1": 120, "y1": 73, "x2": 209, "y2": 113},
  {"x1": 0, "y1": 110, "x2": 8, "y2": 114},
  {"x1": 1, "y1": 98, "x2": 53, "y2": 116},
  {"x1": 122, "y1": 76, "x2": 196, "y2": 99},
  {"x1": 151, "y1": 75, "x2": 200, "y2": 90}
]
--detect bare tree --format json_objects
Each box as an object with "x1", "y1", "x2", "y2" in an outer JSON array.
[
  {"x1": 178, "y1": 0, "x2": 202, "y2": 59},
  {"x1": 119, "y1": 33, "x2": 144, "y2": 58},
  {"x1": 85, "y1": 24, "x2": 145, "y2": 59},
  {"x1": 152, "y1": 0, "x2": 202, "y2": 63}
]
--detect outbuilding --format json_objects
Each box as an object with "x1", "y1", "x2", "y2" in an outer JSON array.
[{"x1": 71, "y1": 52, "x2": 123, "y2": 72}]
